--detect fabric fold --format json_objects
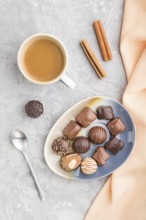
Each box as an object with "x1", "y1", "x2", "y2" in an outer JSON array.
[{"x1": 85, "y1": 0, "x2": 146, "y2": 219}]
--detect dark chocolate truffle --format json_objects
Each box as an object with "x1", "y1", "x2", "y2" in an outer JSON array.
[
  {"x1": 88, "y1": 126, "x2": 107, "y2": 144},
  {"x1": 92, "y1": 147, "x2": 109, "y2": 166},
  {"x1": 63, "y1": 120, "x2": 81, "y2": 140},
  {"x1": 73, "y1": 136, "x2": 90, "y2": 154},
  {"x1": 107, "y1": 117, "x2": 126, "y2": 136},
  {"x1": 96, "y1": 106, "x2": 114, "y2": 120},
  {"x1": 76, "y1": 107, "x2": 96, "y2": 127},
  {"x1": 25, "y1": 100, "x2": 43, "y2": 118},
  {"x1": 105, "y1": 137, "x2": 124, "y2": 154},
  {"x1": 52, "y1": 137, "x2": 73, "y2": 156}
]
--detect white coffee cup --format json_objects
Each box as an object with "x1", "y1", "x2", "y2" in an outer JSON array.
[{"x1": 17, "y1": 33, "x2": 75, "y2": 89}]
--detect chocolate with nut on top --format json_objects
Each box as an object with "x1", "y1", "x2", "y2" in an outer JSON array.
[
  {"x1": 96, "y1": 106, "x2": 114, "y2": 120},
  {"x1": 61, "y1": 153, "x2": 82, "y2": 171},
  {"x1": 105, "y1": 137, "x2": 124, "y2": 154},
  {"x1": 52, "y1": 136, "x2": 73, "y2": 156},
  {"x1": 63, "y1": 120, "x2": 81, "y2": 140},
  {"x1": 107, "y1": 117, "x2": 126, "y2": 136},
  {"x1": 76, "y1": 107, "x2": 96, "y2": 127},
  {"x1": 73, "y1": 136, "x2": 90, "y2": 154},
  {"x1": 25, "y1": 100, "x2": 43, "y2": 118}
]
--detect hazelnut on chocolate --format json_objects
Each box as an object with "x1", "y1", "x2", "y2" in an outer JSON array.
[{"x1": 61, "y1": 153, "x2": 82, "y2": 171}]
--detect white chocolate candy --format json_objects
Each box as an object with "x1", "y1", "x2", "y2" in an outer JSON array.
[{"x1": 81, "y1": 157, "x2": 98, "y2": 175}]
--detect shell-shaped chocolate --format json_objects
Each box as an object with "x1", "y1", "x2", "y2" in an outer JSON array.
[
  {"x1": 73, "y1": 136, "x2": 90, "y2": 154},
  {"x1": 88, "y1": 126, "x2": 107, "y2": 144},
  {"x1": 81, "y1": 157, "x2": 97, "y2": 175},
  {"x1": 61, "y1": 153, "x2": 82, "y2": 171},
  {"x1": 96, "y1": 106, "x2": 114, "y2": 120}
]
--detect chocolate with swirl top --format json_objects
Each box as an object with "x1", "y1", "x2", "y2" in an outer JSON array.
[{"x1": 81, "y1": 157, "x2": 98, "y2": 175}]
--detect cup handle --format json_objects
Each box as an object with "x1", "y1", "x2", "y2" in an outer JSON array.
[{"x1": 60, "y1": 75, "x2": 76, "y2": 89}]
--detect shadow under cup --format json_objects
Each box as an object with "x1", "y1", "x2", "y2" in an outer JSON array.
[{"x1": 18, "y1": 34, "x2": 68, "y2": 84}]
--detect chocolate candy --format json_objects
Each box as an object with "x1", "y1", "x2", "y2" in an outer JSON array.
[
  {"x1": 73, "y1": 137, "x2": 90, "y2": 154},
  {"x1": 96, "y1": 106, "x2": 114, "y2": 120},
  {"x1": 25, "y1": 100, "x2": 43, "y2": 118},
  {"x1": 76, "y1": 107, "x2": 96, "y2": 127},
  {"x1": 63, "y1": 120, "x2": 81, "y2": 140},
  {"x1": 52, "y1": 137, "x2": 73, "y2": 156},
  {"x1": 107, "y1": 117, "x2": 126, "y2": 136},
  {"x1": 93, "y1": 147, "x2": 109, "y2": 166},
  {"x1": 61, "y1": 153, "x2": 82, "y2": 171},
  {"x1": 105, "y1": 137, "x2": 124, "y2": 154},
  {"x1": 81, "y1": 157, "x2": 97, "y2": 175},
  {"x1": 88, "y1": 126, "x2": 107, "y2": 144}
]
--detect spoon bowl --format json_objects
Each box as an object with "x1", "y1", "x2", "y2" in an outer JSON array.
[{"x1": 11, "y1": 130, "x2": 28, "y2": 152}]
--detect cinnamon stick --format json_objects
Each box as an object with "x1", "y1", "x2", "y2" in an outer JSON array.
[
  {"x1": 93, "y1": 21, "x2": 108, "y2": 61},
  {"x1": 93, "y1": 20, "x2": 112, "y2": 61},
  {"x1": 80, "y1": 39, "x2": 107, "y2": 79}
]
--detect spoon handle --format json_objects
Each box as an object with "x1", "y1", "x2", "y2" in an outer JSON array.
[{"x1": 23, "y1": 152, "x2": 45, "y2": 201}]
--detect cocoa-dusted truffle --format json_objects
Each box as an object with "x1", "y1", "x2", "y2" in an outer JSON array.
[
  {"x1": 93, "y1": 147, "x2": 109, "y2": 166},
  {"x1": 76, "y1": 107, "x2": 96, "y2": 127},
  {"x1": 25, "y1": 100, "x2": 43, "y2": 118},
  {"x1": 96, "y1": 106, "x2": 114, "y2": 120},
  {"x1": 107, "y1": 117, "x2": 126, "y2": 136},
  {"x1": 52, "y1": 137, "x2": 73, "y2": 156},
  {"x1": 105, "y1": 137, "x2": 124, "y2": 154},
  {"x1": 63, "y1": 120, "x2": 81, "y2": 140},
  {"x1": 88, "y1": 126, "x2": 107, "y2": 144},
  {"x1": 73, "y1": 136, "x2": 90, "y2": 154}
]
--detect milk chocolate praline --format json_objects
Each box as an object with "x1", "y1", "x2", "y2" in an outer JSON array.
[
  {"x1": 76, "y1": 107, "x2": 96, "y2": 127},
  {"x1": 63, "y1": 120, "x2": 81, "y2": 140},
  {"x1": 107, "y1": 117, "x2": 126, "y2": 136},
  {"x1": 73, "y1": 136, "x2": 90, "y2": 154},
  {"x1": 96, "y1": 106, "x2": 114, "y2": 120},
  {"x1": 92, "y1": 147, "x2": 109, "y2": 166},
  {"x1": 88, "y1": 126, "x2": 107, "y2": 144},
  {"x1": 105, "y1": 137, "x2": 124, "y2": 154},
  {"x1": 81, "y1": 157, "x2": 98, "y2": 175},
  {"x1": 61, "y1": 153, "x2": 82, "y2": 171}
]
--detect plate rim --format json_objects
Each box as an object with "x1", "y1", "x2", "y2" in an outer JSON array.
[{"x1": 44, "y1": 95, "x2": 136, "y2": 180}]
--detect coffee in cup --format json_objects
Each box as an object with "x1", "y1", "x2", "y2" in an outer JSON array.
[{"x1": 18, "y1": 34, "x2": 75, "y2": 88}]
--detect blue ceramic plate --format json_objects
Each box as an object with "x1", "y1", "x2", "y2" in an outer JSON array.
[{"x1": 44, "y1": 96, "x2": 136, "y2": 180}]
